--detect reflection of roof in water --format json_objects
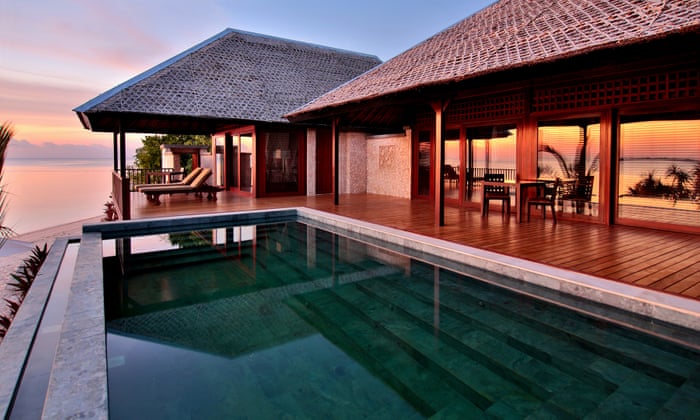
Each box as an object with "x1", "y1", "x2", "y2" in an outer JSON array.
[{"x1": 107, "y1": 266, "x2": 400, "y2": 358}]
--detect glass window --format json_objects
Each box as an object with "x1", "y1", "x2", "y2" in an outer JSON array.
[
  {"x1": 444, "y1": 129, "x2": 460, "y2": 201},
  {"x1": 240, "y1": 134, "x2": 253, "y2": 193},
  {"x1": 618, "y1": 114, "x2": 700, "y2": 228},
  {"x1": 538, "y1": 119, "x2": 600, "y2": 216},
  {"x1": 465, "y1": 125, "x2": 516, "y2": 204},
  {"x1": 264, "y1": 131, "x2": 298, "y2": 193},
  {"x1": 417, "y1": 130, "x2": 431, "y2": 197}
]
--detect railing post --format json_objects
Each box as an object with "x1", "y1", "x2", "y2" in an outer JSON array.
[{"x1": 112, "y1": 171, "x2": 131, "y2": 221}]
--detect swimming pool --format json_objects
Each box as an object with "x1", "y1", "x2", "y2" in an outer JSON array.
[
  {"x1": 3, "y1": 208, "x2": 698, "y2": 418},
  {"x1": 100, "y1": 216, "x2": 699, "y2": 418}
]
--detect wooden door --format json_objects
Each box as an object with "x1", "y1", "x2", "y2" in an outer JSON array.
[{"x1": 316, "y1": 128, "x2": 333, "y2": 194}]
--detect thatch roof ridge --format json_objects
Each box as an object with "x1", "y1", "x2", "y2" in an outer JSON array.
[
  {"x1": 287, "y1": 0, "x2": 700, "y2": 119},
  {"x1": 75, "y1": 28, "x2": 381, "y2": 130}
]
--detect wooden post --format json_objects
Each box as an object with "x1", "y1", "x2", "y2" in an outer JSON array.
[
  {"x1": 431, "y1": 101, "x2": 448, "y2": 226},
  {"x1": 210, "y1": 134, "x2": 217, "y2": 185},
  {"x1": 112, "y1": 132, "x2": 118, "y2": 172},
  {"x1": 119, "y1": 125, "x2": 130, "y2": 220},
  {"x1": 119, "y1": 126, "x2": 126, "y2": 179},
  {"x1": 332, "y1": 117, "x2": 340, "y2": 205},
  {"x1": 600, "y1": 109, "x2": 616, "y2": 225}
]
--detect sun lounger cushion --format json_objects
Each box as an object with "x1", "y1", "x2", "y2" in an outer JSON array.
[
  {"x1": 139, "y1": 168, "x2": 214, "y2": 203},
  {"x1": 134, "y1": 167, "x2": 204, "y2": 191},
  {"x1": 138, "y1": 168, "x2": 210, "y2": 192}
]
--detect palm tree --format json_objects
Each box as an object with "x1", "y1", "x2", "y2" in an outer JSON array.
[
  {"x1": 666, "y1": 164, "x2": 690, "y2": 200},
  {"x1": 540, "y1": 123, "x2": 599, "y2": 180},
  {"x1": 0, "y1": 122, "x2": 15, "y2": 248}
]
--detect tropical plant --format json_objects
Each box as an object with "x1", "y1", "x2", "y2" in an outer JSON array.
[
  {"x1": 0, "y1": 299, "x2": 19, "y2": 338},
  {"x1": 628, "y1": 171, "x2": 671, "y2": 197},
  {"x1": 539, "y1": 123, "x2": 599, "y2": 180},
  {"x1": 665, "y1": 164, "x2": 691, "y2": 200},
  {"x1": 134, "y1": 134, "x2": 210, "y2": 171},
  {"x1": 7, "y1": 244, "x2": 49, "y2": 298},
  {"x1": 0, "y1": 122, "x2": 16, "y2": 247},
  {"x1": 0, "y1": 244, "x2": 48, "y2": 338},
  {"x1": 540, "y1": 144, "x2": 598, "y2": 179}
]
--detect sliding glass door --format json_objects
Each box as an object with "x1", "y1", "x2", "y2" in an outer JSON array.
[{"x1": 617, "y1": 113, "x2": 700, "y2": 229}]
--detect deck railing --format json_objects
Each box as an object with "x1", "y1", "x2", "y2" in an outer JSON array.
[
  {"x1": 124, "y1": 168, "x2": 181, "y2": 191},
  {"x1": 112, "y1": 171, "x2": 131, "y2": 220},
  {"x1": 470, "y1": 167, "x2": 516, "y2": 182}
]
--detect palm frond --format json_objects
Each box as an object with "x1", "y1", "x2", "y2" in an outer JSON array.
[
  {"x1": 0, "y1": 122, "x2": 13, "y2": 174},
  {"x1": 0, "y1": 122, "x2": 15, "y2": 249}
]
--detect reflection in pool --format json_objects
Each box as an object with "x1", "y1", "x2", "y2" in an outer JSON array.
[{"x1": 103, "y1": 221, "x2": 700, "y2": 419}]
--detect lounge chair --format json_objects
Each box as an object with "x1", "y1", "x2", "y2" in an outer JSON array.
[
  {"x1": 140, "y1": 168, "x2": 221, "y2": 205},
  {"x1": 134, "y1": 167, "x2": 203, "y2": 191}
]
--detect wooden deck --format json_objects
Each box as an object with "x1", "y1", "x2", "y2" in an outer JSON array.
[{"x1": 129, "y1": 191, "x2": 700, "y2": 301}]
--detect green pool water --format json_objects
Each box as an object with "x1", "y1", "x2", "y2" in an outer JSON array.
[{"x1": 103, "y1": 221, "x2": 700, "y2": 419}]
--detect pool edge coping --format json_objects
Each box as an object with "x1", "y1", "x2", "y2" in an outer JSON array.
[
  {"x1": 295, "y1": 207, "x2": 700, "y2": 332},
  {"x1": 0, "y1": 238, "x2": 72, "y2": 419}
]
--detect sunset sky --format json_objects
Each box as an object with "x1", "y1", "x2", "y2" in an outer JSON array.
[{"x1": 0, "y1": 0, "x2": 493, "y2": 156}]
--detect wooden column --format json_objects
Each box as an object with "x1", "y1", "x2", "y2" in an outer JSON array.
[
  {"x1": 517, "y1": 117, "x2": 539, "y2": 181},
  {"x1": 192, "y1": 152, "x2": 200, "y2": 170},
  {"x1": 431, "y1": 101, "x2": 448, "y2": 226},
  {"x1": 119, "y1": 125, "x2": 130, "y2": 220},
  {"x1": 112, "y1": 132, "x2": 118, "y2": 172},
  {"x1": 599, "y1": 109, "x2": 616, "y2": 225},
  {"x1": 332, "y1": 117, "x2": 340, "y2": 205},
  {"x1": 119, "y1": 128, "x2": 126, "y2": 178},
  {"x1": 210, "y1": 134, "x2": 217, "y2": 185}
]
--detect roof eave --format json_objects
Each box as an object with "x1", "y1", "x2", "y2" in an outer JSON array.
[{"x1": 288, "y1": 24, "x2": 700, "y2": 122}]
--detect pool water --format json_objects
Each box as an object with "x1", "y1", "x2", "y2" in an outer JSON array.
[{"x1": 103, "y1": 221, "x2": 700, "y2": 419}]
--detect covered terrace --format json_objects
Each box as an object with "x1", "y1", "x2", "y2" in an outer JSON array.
[
  {"x1": 287, "y1": 0, "x2": 700, "y2": 235},
  {"x1": 73, "y1": 28, "x2": 381, "y2": 219}
]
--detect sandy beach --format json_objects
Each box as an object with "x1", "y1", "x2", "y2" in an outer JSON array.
[{"x1": 0, "y1": 216, "x2": 102, "y2": 328}]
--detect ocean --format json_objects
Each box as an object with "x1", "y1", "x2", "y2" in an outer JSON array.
[
  {"x1": 2, "y1": 158, "x2": 115, "y2": 235},
  {"x1": 1, "y1": 157, "x2": 695, "y2": 235}
]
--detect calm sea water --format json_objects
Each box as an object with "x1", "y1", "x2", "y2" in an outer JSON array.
[
  {"x1": 2, "y1": 158, "x2": 115, "y2": 235},
  {"x1": 2, "y1": 157, "x2": 694, "y2": 235}
]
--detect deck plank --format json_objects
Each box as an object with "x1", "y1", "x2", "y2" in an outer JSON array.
[{"x1": 129, "y1": 192, "x2": 700, "y2": 301}]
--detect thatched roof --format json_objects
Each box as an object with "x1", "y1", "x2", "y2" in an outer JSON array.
[
  {"x1": 287, "y1": 0, "x2": 700, "y2": 121},
  {"x1": 75, "y1": 28, "x2": 380, "y2": 133}
]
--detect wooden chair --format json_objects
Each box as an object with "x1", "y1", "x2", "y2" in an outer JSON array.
[
  {"x1": 443, "y1": 164, "x2": 459, "y2": 188},
  {"x1": 527, "y1": 179, "x2": 559, "y2": 223},
  {"x1": 482, "y1": 173, "x2": 511, "y2": 217},
  {"x1": 562, "y1": 175, "x2": 594, "y2": 215}
]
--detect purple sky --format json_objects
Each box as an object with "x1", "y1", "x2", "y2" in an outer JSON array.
[{"x1": 0, "y1": 0, "x2": 494, "y2": 155}]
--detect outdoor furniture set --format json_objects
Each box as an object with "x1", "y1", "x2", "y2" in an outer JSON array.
[{"x1": 481, "y1": 175, "x2": 594, "y2": 223}]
